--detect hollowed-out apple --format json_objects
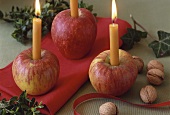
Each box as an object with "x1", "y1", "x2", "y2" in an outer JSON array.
[
  {"x1": 89, "y1": 49, "x2": 138, "y2": 96},
  {"x1": 12, "y1": 49, "x2": 60, "y2": 95},
  {"x1": 51, "y1": 8, "x2": 97, "y2": 59}
]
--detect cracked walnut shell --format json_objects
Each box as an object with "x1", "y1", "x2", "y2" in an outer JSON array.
[
  {"x1": 140, "y1": 85, "x2": 157, "y2": 104},
  {"x1": 99, "y1": 102, "x2": 118, "y2": 115},
  {"x1": 147, "y1": 69, "x2": 164, "y2": 85}
]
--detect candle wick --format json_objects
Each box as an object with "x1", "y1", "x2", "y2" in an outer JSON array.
[
  {"x1": 112, "y1": 20, "x2": 115, "y2": 23},
  {"x1": 112, "y1": 17, "x2": 117, "y2": 23},
  {"x1": 35, "y1": 15, "x2": 40, "y2": 18}
]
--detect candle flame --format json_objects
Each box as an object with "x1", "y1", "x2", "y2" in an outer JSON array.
[
  {"x1": 112, "y1": 0, "x2": 117, "y2": 20},
  {"x1": 35, "y1": 0, "x2": 41, "y2": 16}
]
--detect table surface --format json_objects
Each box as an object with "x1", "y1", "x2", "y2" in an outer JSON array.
[{"x1": 1, "y1": 18, "x2": 170, "y2": 115}]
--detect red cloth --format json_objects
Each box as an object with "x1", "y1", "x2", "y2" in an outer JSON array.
[{"x1": 0, "y1": 17, "x2": 131, "y2": 114}]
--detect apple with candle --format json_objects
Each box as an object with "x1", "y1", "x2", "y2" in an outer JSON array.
[
  {"x1": 12, "y1": 49, "x2": 60, "y2": 95},
  {"x1": 12, "y1": 0, "x2": 60, "y2": 95},
  {"x1": 89, "y1": 49, "x2": 138, "y2": 96},
  {"x1": 51, "y1": 0, "x2": 97, "y2": 59},
  {"x1": 89, "y1": 0, "x2": 138, "y2": 96}
]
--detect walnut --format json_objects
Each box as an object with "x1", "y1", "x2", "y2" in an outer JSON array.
[
  {"x1": 140, "y1": 85, "x2": 157, "y2": 104},
  {"x1": 147, "y1": 60, "x2": 164, "y2": 72},
  {"x1": 147, "y1": 69, "x2": 164, "y2": 85},
  {"x1": 99, "y1": 102, "x2": 118, "y2": 115},
  {"x1": 132, "y1": 56, "x2": 144, "y2": 73}
]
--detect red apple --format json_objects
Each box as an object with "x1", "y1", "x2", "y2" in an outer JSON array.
[
  {"x1": 12, "y1": 49, "x2": 60, "y2": 95},
  {"x1": 89, "y1": 49, "x2": 138, "y2": 96},
  {"x1": 51, "y1": 8, "x2": 97, "y2": 59}
]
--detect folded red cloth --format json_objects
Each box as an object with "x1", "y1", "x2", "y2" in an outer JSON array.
[{"x1": 0, "y1": 17, "x2": 131, "y2": 114}]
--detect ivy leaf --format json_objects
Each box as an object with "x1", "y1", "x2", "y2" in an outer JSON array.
[
  {"x1": 148, "y1": 31, "x2": 170, "y2": 58},
  {"x1": 121, "y1": 28, "x2": 147, "y2": 50}
]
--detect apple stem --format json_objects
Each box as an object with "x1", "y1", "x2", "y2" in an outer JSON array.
[{"x1": 130, "y1": 14, "x2": 156, "y2": 41}]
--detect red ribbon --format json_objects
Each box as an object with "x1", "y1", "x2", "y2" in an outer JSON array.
[{"x1": 73, "y1": 93, "x2": 170, "y2": 115}]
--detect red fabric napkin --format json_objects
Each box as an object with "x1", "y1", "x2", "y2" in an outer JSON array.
[{"x1": 0, "y1": 17, "x2": 131, "y2": 114}]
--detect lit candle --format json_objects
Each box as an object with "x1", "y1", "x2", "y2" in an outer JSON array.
[
  {"x1": 109, "y1": 0, "x2": 119, "y2": 66},
  {"x1": 70, "y1": 0, "x2": 78, "y2": 17},
  {"x1": 32, "y1": 0, "x2": 42, "y2": 60}
]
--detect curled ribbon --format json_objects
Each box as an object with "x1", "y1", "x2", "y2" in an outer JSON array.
[{"x1": 73, "y1": 93, "x2": 170, "y2": 115}]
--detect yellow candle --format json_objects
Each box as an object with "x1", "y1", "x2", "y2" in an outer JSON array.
[
  {"x1": 109, "y1": 24, "x2": 119, "y2": 66},
  {"x1": 110, "y1": 0, "x2": 119, "y2": 66},
  {"x1": 32, "y1": 0, "x2": 42, "y2": 60},
  {"x1": 70, "y1": 0, "x2": 78, "y2": 17}
]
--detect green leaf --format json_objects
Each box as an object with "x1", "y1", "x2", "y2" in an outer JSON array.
[
  {"x1": 0, "y1": 102, "x2": 8, "y2": 108},
  {"x1": 16, "y1": 7, "x2": 19, "y2": 11},
  {"x1": 79, "y1": 1, "x2": 86, "y2": 8},
  {"x1": 78, "y1": 0, "x2": 96, "y2": 16},
  {"x1": 37, "y1": 105, "x2": 44, "y2": 109},
  {"x1": 0, "y1": 91, "x2": 45, "y2": 115},
  {"x1": 148, "y1": 30, "x2": 170, "y2": 58},
  {"x1": 12, "y1": 6, "x2": 14, "y2": 12},
  {"x1": 30, "y1": 98, "x2": 35, "y2": 107},
  {"x1": 34, "y1": 110, "x2": 40, "y2": 114},
  {"x1": 9, "y1": 96, "x2": 18, "y2": 105},
  {"x1": 43, "y1": 3, "x2": 50, "y2": 8},
  {"x1": 87, "y1": 5, "x2": 93, "y2": 12},
  {"x1": 31, "y1": 107, "x2": 36, "y2": 112},
  {"x1": 1, "y1": 109, "x2": 6, "y2": 115},
  {"x1": 121, "y1": 28, "x2": 148, "y2": 50},
  {"x1": 0, "y1": 10, "x2": 3, "y2": 19}
]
